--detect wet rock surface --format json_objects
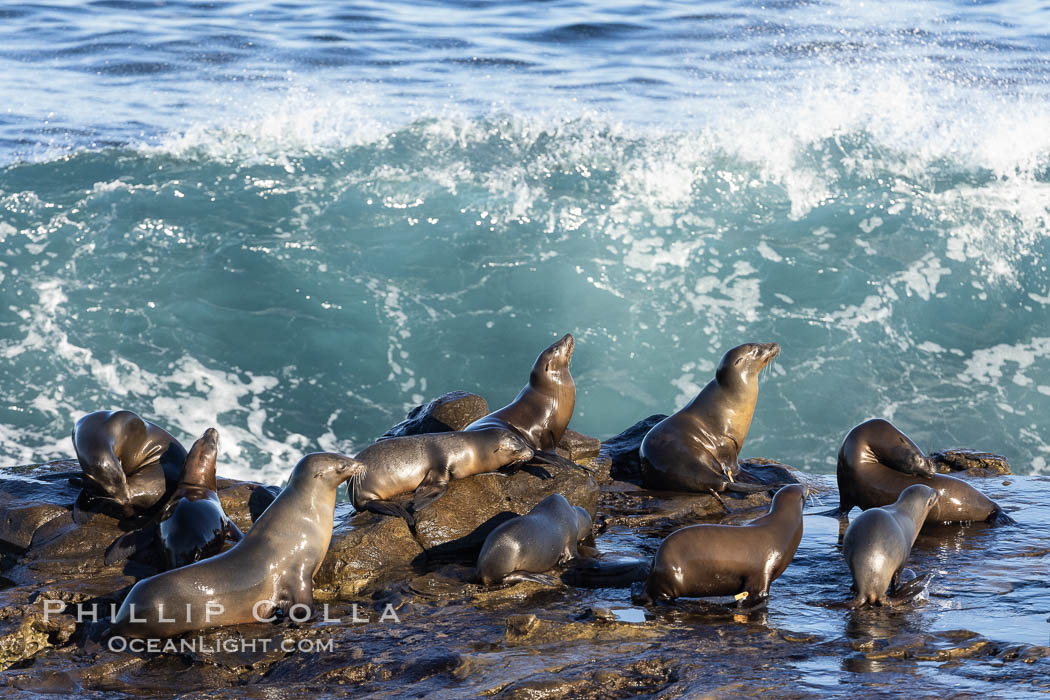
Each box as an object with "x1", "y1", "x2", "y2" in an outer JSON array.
[
  {"x1": 379, "y1": 391, "x2": 489, "y2": 438},
  {"x1": 2, "y1": 451, "x2": 1048, "y2": 697},
  {"x1": 929, "y1": 449, "x2": 1012, "y2": 477}
]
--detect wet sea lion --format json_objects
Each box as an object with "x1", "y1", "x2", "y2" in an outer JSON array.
[
  {"x1": 109, "y1": 452, "x2": 364, "y2": 639},
  {"x1": 823, "y1": 418, "x2": 1014, "y2": 525},
  {"x1": 104, "y1": 428, "x2": 243, "y2": 569},
  {"x1": 476, "y1": 493, "x2": 592, "y2": 585},
  {"x1": 465, "y1": 333, "x2": 586, "y2": 471},
  {"x1": 637, "y1": 484, "x2": 805, "y2": 607},
  {"x1": 842, "y1": 484, "x2": 939, "y2": 607},
  {"x1": 72, "y1": 410, "x2": 187, "y2": 518},
  {"x1": 639, "y1": 342, "x2": 782, "y2": 508},
  {"x1": 350, "y1": 428, "x2": 535, "y2": 526}
]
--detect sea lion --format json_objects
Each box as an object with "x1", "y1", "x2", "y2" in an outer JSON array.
[
  {"x1": 842, "y1": 483, "x2": 939, "y2": 607},
  {"x1": 476, "y1": 493, "x2": 592, "y2": 585},
  {"x1": 824, "y1": 418, "x2": 1014, "y2": 525},
  {"x1": 109, "y1": 452, "x2": 364, "y2": 639},
  {"x1": 637, "y1": 484, "x2": 805, "y2": 607},
  {"x1": 639, "y1": 342, "x2": 782, "y2": 508},
  {"x1": 104, "y1": 428, "x2": 243, "y2": 569},
  {"x1": 72, "y1": 410, "x2": 187, "y2": 518},
  {"x1": 465, "y1": 333, "x2": 585, "y2": 471},
  {"x1": 350, "y1": 428, "x2": 535, "y2": 526}
]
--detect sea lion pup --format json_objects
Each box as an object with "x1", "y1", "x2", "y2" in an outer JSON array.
[
  {"x1": 350, "y1": 428, "x2": 535, "y2": 527},
  {"x1": 104, "y1": 428, "x2": 243, "y2": 569},
  {"x1": 637, "y1": 484, "x2": 805, "y2": 607},
  {"x1": 476, "y1": 493, "x2": 592, "y2": 585},
  {"x1": 109, "y1": 453, "x2": 364, "y2": 639},
  {"x1": 822, "y1": 418, "x2": 1014, "y2": 525},
  {"x1": 640, "y1": 342, "x2": 782, "y2": 509},
  {"x1": 72, "y1": 410, "x2": 187, "y2": 519},
  {"x1": 464, "y1": 333, "x2": 588, "y2": 472},
  {"x1": 842, "y1": 484, "x2": 938, "y2": 607}
]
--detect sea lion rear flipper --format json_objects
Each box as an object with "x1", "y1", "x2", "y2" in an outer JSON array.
[
  {"x1": 723, "y1": 481, "x2": 779, "y2": 495},
  {"x1": 814, "y1": 506, "x2": 851, "y2": 519},
  {"x1": 501, "y1": 572, "x2": 559, "y2": 587},
  {"x1": 991, "y1": 506, "x2": 1016, "y2": 526},
  {"x1": 532, "y1": 450, "x2": 593, "y2": 474},
  {"x1": 104, "y1": 527, "x2": 156, "y2": 566},
  {"x1": 408, "y1": 468, "x2": 450, "y2": 513}
]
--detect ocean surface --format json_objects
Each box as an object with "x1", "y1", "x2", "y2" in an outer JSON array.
[{"x1": 1, "y1": 0, "x2": 1048, "y2": 484}]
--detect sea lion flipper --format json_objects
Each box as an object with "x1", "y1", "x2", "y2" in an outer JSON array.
[
  {"x1": 226, "y1": 520, "x2": 244, "y2": 542},
  {"x1": 361, "y1": 499, "x2": 416, "y2": 528},
  {"x1": 501, "y1": 572, "x2": 559, "y2": 587},
  {"x1": 532, "y1": 449, "x2": 593, "y2": 474},
  {"x1": 408, "y1": 467, "x2": 450, "y2": 513},
  {"x1": 991, "y1": 506, "x2": 1016, "y2": 526},
  {"x1": 104, "y1": 527, "x2": 156, "y2": 566},
  {"x1": 887, "y1": 572, "x2": 931, "y2": 604},
  {"x1": 814, "y1": 506, "x2": 850, "y2": 518}
]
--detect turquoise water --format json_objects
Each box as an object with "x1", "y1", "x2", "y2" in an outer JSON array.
[{"x1": 1, "y1": 1, "x2": 1049, "y2": 483}]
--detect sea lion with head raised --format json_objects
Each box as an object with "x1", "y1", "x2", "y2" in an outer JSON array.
[
  {"x1": 476, "y1": 493, "x2": 593, "y2": 585},
  {"x1": 823, "y1": 418, "x2": 1013, "y2": 525},
  {"x1": 72, "y1": 410, "x2": 187, "y2": 518},
  {"x1": 640, "y1": 342, "x2": 782, "y2": 508},
  {"x1": 636, "y1": 484, "x2": 805, "y2": 607},
  {"x1": 465, "y1": 333, "x2": 586, "y2": 471},
  {"x1": 351, "y1": 428, "x2": 535, "y2": 526},
  {"x1": 842, "y1": 483, "x2": 938, "y2": 607},
  {"x1": 109, "y1": 452, "x2": 364, "y2": 639},
  {"x1": 104, "y1": 428, "x2": 243, "y2": 569}
]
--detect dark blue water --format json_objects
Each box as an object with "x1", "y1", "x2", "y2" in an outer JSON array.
[{"x1": 1, "y1": 1, "x2": 1049, "y2": 483}]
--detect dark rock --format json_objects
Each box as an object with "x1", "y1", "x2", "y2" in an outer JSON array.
[
  {"x1": 0, "y1": 461, "x2": 80, "y2": 552},
  {"x1": 929, "y1": 449, "x2": 1011, "y2": 476},
  {"x1": 600, "y1": 415, "x2": 666, "y2": 482},
  {"x1": 380, "y1": 391, "x2": 489, "y2": 438}
]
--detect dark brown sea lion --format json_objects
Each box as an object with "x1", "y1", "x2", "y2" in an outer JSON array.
[
  {"x1": 350, "y1": 428, "x2": 535, "y2": 526},
  {"x1": 476, "y1": 493, "x2": 592, "y2": 585},
  {"x1": 842, "y1": 483, "x2": 938, "y2": 607},
  {"x1": 465, "y1": 333, "x2": 586, "y2": 471},
  {"x1": 104, "y1": 428, "x2": 243, "y2": 569},
  {"x1": 109, "y1": 452, "x2": 364, "y2": 638},
  {"x1": 72, "y1": 410, "x2": 187, "y2": 518},
  {"x1": 639, "y1": 342, "x2": 781, "y2": 508},
  {"x1": 636, "y1": 484, "x2": 805, "y2": 607},
  {"x1": 823, "y1": 418, "x2": 1014, "y2": 525}
]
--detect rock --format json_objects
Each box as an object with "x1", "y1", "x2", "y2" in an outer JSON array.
[
  {"x1": 380, "y1": 391, "x2": 489, "y2": 438},
  {"x1": 0, "y1": 603, "x2": 76, "y2": 672},
  {"x1": 600, "y1": 415, "x2": 666, "y2": 482},
  {"x1": 556, "y1": 430, "x2": 601, "y2": 462},
  {"x1": 0, "y1": 461, "x2": 80, "y2": 552},
  {"x1": 314, "y1": 505, "x2": 422, "y2": 599},
  {"x1": 929, "y1": 449, "x2": 1011, "y2": 476}
]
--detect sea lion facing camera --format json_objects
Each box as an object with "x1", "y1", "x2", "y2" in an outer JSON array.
[
  {"x1": 476, "y1": 493, "x2": 592, "y2": 585},
  {"x1": 824, "y1": 418, "x2": 1013, "y2": 525},
  {"x1": 72, "y1": 410, "x2": 187, "y2": 518},
  {"x1": 640, "y1": 342, "x2": 782, "y2": 509},
  {"x1": 104, "y1": 428, "x2": 243, "y2": 570},
  {"x1": 109, "y1": 453, "x2": 364, "y2": 639},
  {"x1": 637, "y1": 484, "x2": 806, "y2": 607},
  {"x1": 350, "y1": 428, "x2": 535, "y2": 526},
  {"x1": 842, "y1": 483, "x2": 939, "y2": 607}
]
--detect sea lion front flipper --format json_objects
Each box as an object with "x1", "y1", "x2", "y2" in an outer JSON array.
[
  {"x1": 888, "y1": 572, "x2": 932, "y2": 604},
  {"x1": 407, "y1": 467, "x2": 450, "y2": 513},
  {"x1": 991, "y1": 506, "x2": 1017, "y2": 526},
  {"x1": 723, "y1": 481, "x2": 779, "y2": 495},
  {"x1": 104, "y1": 527, "x2": 157, "y2": 566},
  {"x1": 814, "y1": 506, "x2": 851, "y2": 519},
  {"x1": 532, "y1": 450, "x2": 594, "y2": 474},
  {"x1": 360, "y1": 499, "x2": 416, "y2": 528},
  {"x1": 500, "y1": 572, "x2": 559, "y2": 587}
]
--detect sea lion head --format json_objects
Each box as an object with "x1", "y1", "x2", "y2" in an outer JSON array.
[
  {"x1": 899, "y1": 483, "x2": 939, "y2": 517},
  {"x1": 715, "y1": 342, "x2": 780, "y2": 387},
  {"x1": 180, "y1": 427, "x2": 219, "y2": 488},
  {"x1": 879, "y1": 423, "x2": 936, "y2": 478},
  {"x1": 299, "y1": 452, "x2": 367, "y2": 487},
  {"x1": 80, "y1": 454, "x2": 132, "y2": 506},
  {"x1": 770, "y1": 483, "x2": 807, "y2": 512},
  {"x1": 492, "y1": 430, "x2": 535, "y2": 464},
  {"x1": 534, "y1": 333, "x2": 575, "y2": 377}
]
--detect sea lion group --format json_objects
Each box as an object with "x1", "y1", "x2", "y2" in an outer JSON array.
[{"x1": 65, "y1": 333, "x2": 1015, "y2": 639}]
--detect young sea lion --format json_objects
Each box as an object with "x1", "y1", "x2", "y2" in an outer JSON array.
[
  {"x1": 640, "y1": 342, "x2": 782, "y2": 508},
  {"x1": 842, "y1": 483, "x2": 939, "y2": 607},
  {"x1": 476, "y1": 493, "x2": 593, "y2": 585},
  {"x1": 104, "y1": 428, "x2": 243, "y2": 570},
  {"x1": 824, "y1": 418, "x2": 1014, "y2": 525},
  {"x1": 109, "y1": 453, "x2": 364, "y2": 639},
  {"x1": 465, "y1": 333, "x2": 587, "y2": 472},
  {"x1": 350, "y1": 428, "x2": 535, "y2": 526},
  {"x1": 637, "y1": 484, "x2": 806, "y2": 607},
  {"x1": 72, "y1": 410, "x2": 187, "y2": 518}
]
